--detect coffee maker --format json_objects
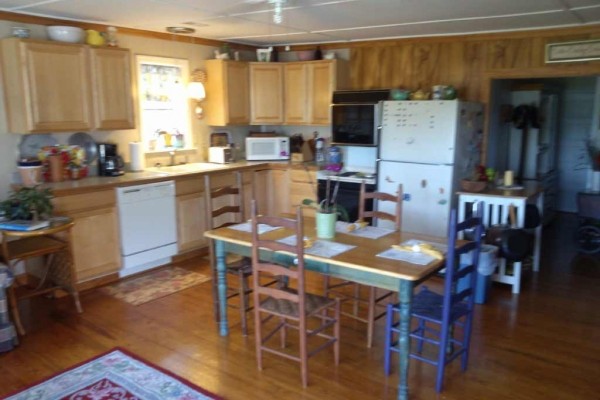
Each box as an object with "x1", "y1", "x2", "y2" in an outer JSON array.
[{"x1": 97, "y1": 143, "x2": 125, "y2": 176}]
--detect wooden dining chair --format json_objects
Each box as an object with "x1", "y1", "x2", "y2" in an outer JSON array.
[
  {"x1": 205, "y1": 171, "x2": 253, "y2": 336},
  {"x1": 324, "y1": 181, "x2": 403, "y2": 348},
  {"x1": 250, "y1": 200, "x2": 340, "y2": 388},
  {"x1": 384, "y1": 205, "x2": 484, "y2": 392}
]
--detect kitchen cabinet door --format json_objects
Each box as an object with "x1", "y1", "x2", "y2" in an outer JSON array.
[
  {"x1": 175, "y1": 176, "x2": 208, "y2": 253},
  {"x1": 243, "y1": 169, "x2": 270, "y2": 218},
  {"x1": 1, "y1": 38, "x2": 94, "y2": 133},
  {"x1": 69, "y1": 206, "x2": 121, "y2": 283},
  {"x1": 205, "y1": 60, "x2": 250, "y2": 126},
  {"x1": 289, "y1": 168, "x2": 317, "y2": 217},
  {"x1": 269, "y1": 169, "x2": 289, "y2": 216},
  {"x1": 177, "y1": 192, "x2": 208, "y2": 252},
  {"x1": 90, "y1": 47, "x2": 135, "y2": 130},
  {"x1": 284, "y1": 63, "x2": 309, "y2": 124},
  {"x1": 53, "y1": 188, "x2": 121, "y2": 285},
  {"x1": 250, "y1": 63, "x2": 284, "y2": 125},
  {"x1": 310, "y1": 61, "x2": 336, "y2": 125}
]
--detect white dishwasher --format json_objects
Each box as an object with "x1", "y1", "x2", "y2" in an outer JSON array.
[{"x1": 116, "y1": 181, "x2": 177, "y2": 277}]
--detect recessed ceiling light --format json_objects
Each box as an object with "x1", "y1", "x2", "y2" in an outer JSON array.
[{"x1": 166, "y1": 26, "x2": 196, "y2": 34}]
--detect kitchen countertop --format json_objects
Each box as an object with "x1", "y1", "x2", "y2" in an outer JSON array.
[{"x1": 41, "y1": 160, "x2": 312, "y2": 196}]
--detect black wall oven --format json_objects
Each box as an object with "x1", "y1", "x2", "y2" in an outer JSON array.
[
  {"x1": 330, "y1": 89, "x2": 389, "y2": 147},
  {"x1": 317, "y1": 179, "x2": 376, "y2": 222}
]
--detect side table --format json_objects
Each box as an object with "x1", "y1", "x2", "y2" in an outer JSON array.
[
  {"x1": 1, "y1": 217, "x2": 83, "y2": 335},
  {"x1": 457, "y1": 182, "x2": 544, "y2": 294}
]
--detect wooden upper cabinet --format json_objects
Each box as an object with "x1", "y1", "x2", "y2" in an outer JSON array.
[
  {"x1": 1, "y1": 38, "x2": 94, "y2": 133},
  {"x1": 90, "y1": 47, "x2": 135, "y2": 130},
  {"x1": 250, "y1": 62, "x2": 284, "y2": 125},
  {"x1": 204, "y1": 60, "x2": 250, "y2": 126},
  {"x1": 284, "y1": 63, "x2": 309, "y2": 124},
  {"x1": 310, "y1": 61, "x2": 337, "y2": 125},
  {"x1": 1, "y1": 38, "x2": 135, "y2": 133},
  {"x1": 283, "y1": 60, "x2": 346, "y2": 126}
]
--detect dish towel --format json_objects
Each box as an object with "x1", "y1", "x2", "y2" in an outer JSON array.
[{"x1": 0, "y1": 264, "x2": 19, "y2": 352}]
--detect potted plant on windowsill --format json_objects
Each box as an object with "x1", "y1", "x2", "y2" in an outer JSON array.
[
  {"x1": 302, "y1": 179, "x2": 349, "y2": 239},
  {"x1": 0, "y1": 186, "x2": 54, "y2": 221}
]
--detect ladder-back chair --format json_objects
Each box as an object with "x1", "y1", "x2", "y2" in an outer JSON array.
[
  {"x1": 250, "y1": 200, "x2": 340, "y2": 387},
  {"x1": 384, "y1": 205, "x2": 484, "y2": 392},
  {"x1": 324, "y1": 182, "x2": 403, "y2": 347}
]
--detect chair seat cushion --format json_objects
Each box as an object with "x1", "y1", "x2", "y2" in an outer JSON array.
[
  {"x1": 411, "y1": 288, "x2": 469, "y2": 322},
  {"x1": 261, "y1": 288, "x2": 336, "y2": 317}
]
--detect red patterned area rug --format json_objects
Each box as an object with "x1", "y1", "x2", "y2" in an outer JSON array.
[
  {"x1": 100, "y1": 267, "x2": 211, "y2": 306},
  {"x1": 4, "y1": 348, "x2": 223, "y2": 400}
]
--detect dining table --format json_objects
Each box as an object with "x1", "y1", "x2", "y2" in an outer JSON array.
[{"x1": 204, "y1": 215, "x2": 459, "y2": 400}]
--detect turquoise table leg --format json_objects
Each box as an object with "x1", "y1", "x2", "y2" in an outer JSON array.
[
  {"x1": 215, "y1": 240, "x2": 229, "y2": 336},
  {"x1": 397, "y1": 279, "x2": 413, "y2": 400}
]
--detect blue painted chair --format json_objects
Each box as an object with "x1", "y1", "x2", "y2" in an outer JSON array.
[{"x1": 384, "y1": 205, "x2": 484, "y2": 392}]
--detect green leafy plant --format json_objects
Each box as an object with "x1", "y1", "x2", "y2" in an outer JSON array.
[{"x1": 0, "y1": 186, "x2": 54, "y2": 221}]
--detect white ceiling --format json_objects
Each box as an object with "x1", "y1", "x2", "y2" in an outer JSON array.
[{"x1": 1, "y1": 0, "x2": 599, "y2": 46}]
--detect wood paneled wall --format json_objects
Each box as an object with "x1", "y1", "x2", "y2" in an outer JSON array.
[{"x1": 350, "y1": 25, "x2": 600, "y2": 103}]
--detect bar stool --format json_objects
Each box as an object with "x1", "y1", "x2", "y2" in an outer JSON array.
[{"x1": 1, "y1": 218, "x2": 82, "y2": 335}]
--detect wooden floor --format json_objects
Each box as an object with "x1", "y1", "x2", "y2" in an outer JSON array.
[{"x1": 1, "y1": 212, "x2": 599, "y2": 400}]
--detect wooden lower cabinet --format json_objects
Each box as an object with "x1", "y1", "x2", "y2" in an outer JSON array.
[
  {"x1": 47, "y1": 165, "x2": 313, "y2": 287},
  {"x1": 244, "y1": 169, "x2": 270, "y2": 217},
  {"x1": 289, "y1": 168, "x2": 317, "y2": 217},
  {"x1": 269, "y1": 169, "x2": 290, "y2": 216},
  {"x1": 175, "y1": 168, "x2": 271, "y2": 254},
  {"x1": 53, "y1": 189, "x2": 121, "y2": 285},
  {"x1": 175, "y1": 175, "x2": 207, "y2": 253}
]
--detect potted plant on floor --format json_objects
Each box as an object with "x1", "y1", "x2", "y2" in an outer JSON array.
[{"x1": 302, "y1": 179, "x2": 348, "y2": 239}]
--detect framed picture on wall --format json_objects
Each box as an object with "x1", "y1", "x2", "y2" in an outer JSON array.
[{"x1": 545, "y1": 39, "x2": 600, "y2": 63}]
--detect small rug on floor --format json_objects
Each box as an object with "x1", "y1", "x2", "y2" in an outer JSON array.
[
  {"x1": 4, "y1": 347, "x2": 222, "y2": 400},
  {"x1": 100, "y1": 267, "x2": 211, "y2": 306}
]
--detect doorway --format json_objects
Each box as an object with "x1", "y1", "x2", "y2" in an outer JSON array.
[{"x1": 487, "y1": 76, "x2": 599, "y2": 221}]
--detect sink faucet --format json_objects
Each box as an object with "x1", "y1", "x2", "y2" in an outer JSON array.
[{"x1": 168, "y1": 150, "x2": 187, "y2": 166}]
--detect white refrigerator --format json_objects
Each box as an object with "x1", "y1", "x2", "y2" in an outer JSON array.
[{"x1": 376, "y1": 100, "x2": 484, "y2": 237}]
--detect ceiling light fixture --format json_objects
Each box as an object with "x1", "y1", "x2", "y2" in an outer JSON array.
[
  {"x1": 268, "y1": 0, "x2": 287, "y2": 24},
  {"x1": 166, "y1": 26, "x2": 196, "y2": 34}
]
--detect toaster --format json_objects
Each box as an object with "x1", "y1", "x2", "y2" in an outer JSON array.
[{"x1": 208, "y1": 146, "x2": 233, "y2": 164}]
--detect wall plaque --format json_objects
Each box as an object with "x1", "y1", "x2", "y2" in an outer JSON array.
[{"x1": 545, "y1": 39, "x2": 600, "y2": 63}]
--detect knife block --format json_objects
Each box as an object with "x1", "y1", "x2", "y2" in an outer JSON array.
[{"x1": 291, "y1": 142, "x2": 314, "y2": 162}]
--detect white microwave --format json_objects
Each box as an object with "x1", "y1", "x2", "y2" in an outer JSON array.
[{"x1": 245, "y1": 137, "x2": 290, "y2": 161}]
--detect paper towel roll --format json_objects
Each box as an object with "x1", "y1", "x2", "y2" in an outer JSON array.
[{"x1": 129, "y1": 142, "x2": 145, "y2": 171}]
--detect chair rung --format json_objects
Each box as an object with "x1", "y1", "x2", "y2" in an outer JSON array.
[
  {"x1": 307, "y1": 338, "x2": 337, "y2": 358},
  {"x1": 261, "y1": 346, "x2": 301, "y2": 362},
  {"x1": 409, "y1": 353, "x2": 438, "y2": 366}
]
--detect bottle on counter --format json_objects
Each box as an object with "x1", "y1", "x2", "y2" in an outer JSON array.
[{"x1": 315, "y1": 136, "x2": 326, "y2": 166}]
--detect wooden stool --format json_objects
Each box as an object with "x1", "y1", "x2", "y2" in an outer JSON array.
[{"x1": 1, "y1": 218, "x2": 82, "y2": 335}]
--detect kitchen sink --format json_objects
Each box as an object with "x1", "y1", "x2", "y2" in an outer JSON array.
[{"x1": 145, "y1": 162, "x2": 226, "y2": 175}]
